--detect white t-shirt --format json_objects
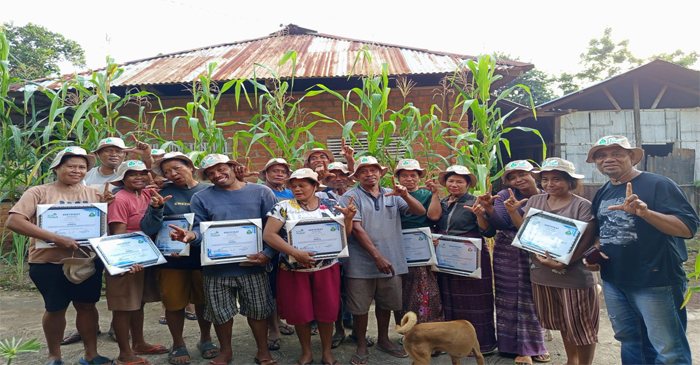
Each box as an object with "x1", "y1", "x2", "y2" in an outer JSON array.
[{"x1": 82, "y1": 167, "x2": 117, "y2": 190}]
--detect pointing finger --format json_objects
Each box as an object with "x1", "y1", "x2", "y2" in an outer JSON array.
[
  {"x1": 104, "y1": 182, "x2": 110, "y2": 194},
  {"x1": 348, "y1": 196, "x2": 354, "y2": 207},
  {"x1": 391, "y1": 176, "x2": 397, "y2": 188},
  {"x1": 168, "y1": 224, "x2": 185, "y2": 232},
  {"x1": 508, "y1": 188, "x2": 514, "y2": 198},
  {"x1": 162, "y1": 195, "x2": 173, "y2": 203},
  {"x1": 341, "y1": 137, "x2": 346, "y2": 149},
  {"x1": 626, "y1": 182, "x2": 632, "y2": 199},
  {"x1": 473, "y1": 196, "x2": 480, "y2": 208}
]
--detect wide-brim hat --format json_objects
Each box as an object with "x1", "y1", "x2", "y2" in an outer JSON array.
[
  {"x1": 110, "y1": 160, "x2": 150, "y2": 186},
  {"x1": 49, "y1": 146, "x2": 96, "y2": 171},
  {"x1": 586, "y1": 135, "x2": 644, "y2": 165},
  {"x1": 501, "y1": 160, "x2": 536, "y2": 183},
  {"x1": 327, "y1": 162, "x2": 350, "y2": 175},
  {"x1": 302, "y1": 148, "x2": 334, "y2": 166},
  {"x1": 258, "y1": 158, "x2": 292, "y2": 181},
  {"x1": 152, "y1": 152, "x2": 196, "y2": 177},
  {"x1": 394, "y1": 159, "x2": 426, "y2": 178},
  {"x1": 194, "y1": 154, "x2": 241, "y2": 181},
  {"x1": 92, "y1": 137, "x2": 126, "y2": 154},
  {"x1": 534, "y1": 157, "x2": 585, "y2": 179},
  {"x1": 349, "y1": 156, "x2": 389, "y2": 180},
  {"x1": 150, "y1": 148, "x2": 166, "y2": 157},
  {"x1": 284, "y1": 168, "x2": 321, "y2": 189},
  {"x1": 61, "y1": 250, "x2": 96, "y2": 284},
  {"x1": 438, "y1": 165, "x2": 477, "y2": 188}
]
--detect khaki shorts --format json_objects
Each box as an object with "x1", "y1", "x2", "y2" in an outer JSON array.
[
  {"x1": 345, "y1": 276, "x2": 402, "y2": 315},
  {"x1": 105, "y1": 267, "x2": 161, "y2": 311},
  {"x1": 156, "y1": 269, "x2": 205, "y2": 311}
]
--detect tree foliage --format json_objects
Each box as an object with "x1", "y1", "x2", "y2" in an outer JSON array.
[
  {"x1": 3, "y1": 22, "x2": 86, "y2": 80},
  {"x1": 493, "y1": 53, "x2": 556, "y2": 105}
]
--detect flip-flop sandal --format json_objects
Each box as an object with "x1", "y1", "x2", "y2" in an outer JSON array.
[
  {"x1": 348, "y1": 333, "x2": 375, "y2": 347},
  {"x1": 330, "y1": 334, "x2": 345, "y2": 349},
  {"x1": 294, "y1": 360, "x2": 313, "y2": 365},
  {"x1": 134, "y1": 344, "x2": 169, "y2": 355},
  {"x1": 278, "y1": 324, "x2": 295, "y2": 335},
  {"x1": 168, "y1": 347, "x2": 189, "y2": 365},
  {"x1": 79, "y1": 356, "x2": 114, "y2": 365},
  {"x1": 197, "y1": 341, "x2": 220, "y2": 360},
  {"x1": 515, "y1": 355, "x2": 533, "y2": 365},
  {"x1": 115, "y1": 359, "x2": 151, "y2": 365},
  {"x1": 61, "y1": 330, "x2": 82, "y2": 345},
  {"x1": 158, "y1": 316, "x2": 168, "y2": 325},
  {"x1": 310, "y1": 323, "x2": 319, "y2": 335},
  {"x1": 376, "y1": 345, "x2": 408, "y2": 358},
  {"x1": 253, "y1": 358, "x2": 278, "y2": 365},
  {"x1": 267, "y1": 338, "x2": 281, "y2": 351},
  {"x1": 350, "y1": 352, "x2": 369, "y2": 365},
  {"x1": 533, "y1": 352, "x2": 551, "y2": 363},
  {"x1": 185, "y1": 310, "x2": 197, "y2": 321}
]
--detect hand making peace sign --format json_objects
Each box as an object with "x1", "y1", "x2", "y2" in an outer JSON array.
[
  {"x1": 384, "y1": 176, "x2": 408, "y2": 198},
  {"x1": 608, "y1": 182, "x2": 649, "y2": 217},
  {"x1": 477, "y1": 182, "x2": 499, "y2": 216},
  {"x1": 123, "y1": 134, "x2": 151, "y2": 157},
  {"x1": 149, "y1": 189, "x2": 172, "y2": 208},
  {"x1": 97, "y1": 182, "x2": 115, "y2": 204},
  {"x1": 234, "y1": 157, "x2": 259, "y2": 180},
  {"x1": 423, "y1": 173, "x2": 439, "y2": 194},
  {"x1": 503, "y1": 188, "x2": 529, "y2": 213},
  {"x1": 335, "y1": 196, "x2": 357, "y2": 220}
]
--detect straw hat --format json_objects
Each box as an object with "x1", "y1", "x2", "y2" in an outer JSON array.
[
  {"x1": 49, "y1": 146, "x2": 96, "y2": 171},
  {"x1": 285, "y1": 168, "x2": 321, "y2": 188},
  {"x1": 438, "y1": 165, "x2": 477, "y2": 188},
  {"x1": 394, "y1": 159, "x2": 426, "y2": 178},
  {"x1": 302, "y1": 148, "x2": 334, "y2": 166},
  {"x1": 194, "y1": 154, "x2": 240, "y2": 181},
  {"x1": 327, "y1": 162, "x2": 350, "y2": 175},
  {"x1": 110, "y1": 160, "x2": 150, "y2": 186},
  {"x1": 586, "y1": 135, "x2": 644, "y2": 165},
  {"x1": 152, "y1": 152, "x2": 196, "y2": 177},
  {"x1": 349, "y1": 156, "x2": 389, "y2": 179},
  {"x1": 258, "y1": 158, "x2": 292, "y2": 181},
  {"x1": 534, "y1": 157, "x2": 585, "y2": 179},
  {"x1": 92, "y1": 137, "x2": 126, "y2": 153},
  {"x1": 501, "y1": 160, "x2": 536, "y2": 183}
]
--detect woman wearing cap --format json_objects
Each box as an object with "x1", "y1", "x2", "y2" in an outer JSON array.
[
  {"x1": 477, "y1": 160, "x2": 549, "y2": 365},
  {"x1": 263, "y1": 168, "x2": 357, "y2": 365},
  {"x1": 504, "y1": 158, "x2": 598, "y2": 365},
  {"x1": 139, "y1": 153, "x2": 219, "y2": 363},
  {"x1": 6, "y1": 147, "x2": 112, "y2": 365},
  {"x1": 106, "y1": 160, "x2": 168, "y2": 365},
  {"x1": 426, "y1": 165, "x2": 497, "y2": 355},
  {"x1": 393, "y1": 159, "x2": 443, "y2": 327}
]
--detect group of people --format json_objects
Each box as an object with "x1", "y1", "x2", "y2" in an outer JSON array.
[{"x1": 6, "y1": 134, "x2": 697, "y2": 365}]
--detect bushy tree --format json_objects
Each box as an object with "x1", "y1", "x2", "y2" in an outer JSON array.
[
  {"x1": 493, "y1": 53, "x2": 557, "y2": 105},
  {"x1": 3, "y1": 22, "x2": 86, "y2": 80}
]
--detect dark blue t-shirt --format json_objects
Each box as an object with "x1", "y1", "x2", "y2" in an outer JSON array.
[{"x1": 592, "y1": 172, "x2": 699, "y2": 287}]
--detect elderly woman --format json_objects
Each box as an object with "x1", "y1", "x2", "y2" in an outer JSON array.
[
  {"x1": 107, "y1": 160, "x2": 168, "y2": 365},
  {"x1": 394, "y1": 159, "x2": 443, "y2": 325},
  {"x1": 426, "y1": 165, "x2": 497, "y2": 354},
  {"x1": 504, "y1": 158, "x2": 598, "y2": 365},
  {"x1": 6, "y1": 147, "x2": 112, "y2": 365},
  {"x1": 478, "y1": 161, "x2": 549, "y2": 365},
  {"x1": 139, "y1": 152, "x2": 218, "y2": 364},
  {"x1": 263, "y1": 168, "x2": 356, "y2": 365}
]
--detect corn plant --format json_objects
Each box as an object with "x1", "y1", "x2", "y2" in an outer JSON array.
[
  {"x1": 1, "y1": 232, "x2": 29, "y2": 287},
  {"x1": 0, "y1": 338, "x2": 41, "y2": 365}
]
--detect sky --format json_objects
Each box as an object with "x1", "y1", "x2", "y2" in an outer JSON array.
[{"x1": 4, "y1": 0, "x2": 699, "y2": 83}]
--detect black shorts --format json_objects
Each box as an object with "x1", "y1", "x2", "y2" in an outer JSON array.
[{"x1": 29, "y1": 260, "x2": 104, "y2": 312}]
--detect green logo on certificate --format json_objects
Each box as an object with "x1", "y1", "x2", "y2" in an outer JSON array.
[
  {"x1": 89, "y1": 212, "x2": 96, "y2": 217},
  {"x1": 138, "y1": 239, "x2": 144, "y2": 243},
  {"x1": 48, "y1": 213, "x2": 58, "y2": 218},
  {"x1": 565, "y1": 230, "x2": 572, "y2": 235},
  {"x1": 330, "y1": 227, "x2": 337, "y2": 232},
  {"x1": 246, "y1": 230, "x2": 253, "y2": 234},
  {"x1": 211, "y1": 231, "x2": 220, "y2": 237},
  {"x1": 418, "y1": 236, "x2": 424, "y2": 241}
]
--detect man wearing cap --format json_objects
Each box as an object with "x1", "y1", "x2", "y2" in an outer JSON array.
[
  {"x1": 321, "y1": 162, "x2": 353, "y2": 201},
  {"x1": 586, "y1": 135, "x2": 698, "y2": 364},
  {"x1": 258, "y1": 158, "x2": 294, "y2": 201},
  {"x1": 82, "y1": 136, "x2": 153, "y2": 189},
  {"x1": 168, "y1": 154, "x2": 279, "y2": 365},
  {"x1": 338, "y1": 156, "x2": 427, "y2": 364},
  {"x1": 6, "y1": 147, "x2": 112, "y2": 365}
]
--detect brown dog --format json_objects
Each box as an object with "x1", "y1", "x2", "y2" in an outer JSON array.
[{"x1": 396, "y1": 311, "x2": 484, "y2": 365}]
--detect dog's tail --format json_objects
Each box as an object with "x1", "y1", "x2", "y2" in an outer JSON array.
[{"x1": 395, "y1": 311, "x2": 417, "y2": 334}]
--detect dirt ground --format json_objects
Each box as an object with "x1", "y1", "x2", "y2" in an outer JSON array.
[{"x1": 0, "y1": 289, "x2": 698, "y2": 365}]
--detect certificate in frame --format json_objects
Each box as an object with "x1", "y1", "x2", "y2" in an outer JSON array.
[
  {"x1": 89, "y1": 231, "x2": 167, "y2": 275},
  {"x1": 36, "y1": 203, "x2": 108, "y2": 248},
  {"x1": 431, "y1": 234, "x2": 482, "y2": 278},
  {"x1": 200, "y1": 219, "x2": 263, "y2": 266},
  {"x1": 286, "y1": 217, "x2": 349, "y2": 262},
  {"x1": 156, "y1": 213, "x2": 195, "y2": 256},
  {"x1": 512, "y1": 208, "x2": 588, "y2": 265},
  {"x1": 402, "y1": 227, "x2": 437, "y2": 267}
]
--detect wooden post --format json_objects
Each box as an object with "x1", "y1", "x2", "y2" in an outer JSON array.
[
  {"x1": 553, "y1": 116, "x2": 561, "y2": 157},
  {"x1": 633, "y1": 80, "x2": 642, "y2": 146}
]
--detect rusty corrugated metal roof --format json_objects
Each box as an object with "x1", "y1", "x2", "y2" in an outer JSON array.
[{"x1": 13, "y1": 24, "x2": 533, "y2": 91}]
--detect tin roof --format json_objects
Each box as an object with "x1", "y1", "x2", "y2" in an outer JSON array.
[{"x1": 14, "y1": 24, "x2": 533, "y2": 91}]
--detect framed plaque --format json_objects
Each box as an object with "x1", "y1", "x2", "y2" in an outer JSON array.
[
  {"x1": 36, "y1": 203, "x2": 108, "y2": 248},
  {"x1": 89, "y1": 231, "x2": 167, "y2": 275},
  {"x1": 402, "y1": 227, "x2": 437, "y2": 267},
  {"x1": 512, "y1": 208, "x2": 588, "y2": 265},
  {"x1": 156, "y1": 213, "x2": 195, "y2": 256},
  {"x1": 286, "y1": 217, "x2": 349, "y2": 263},
  {"x1": 200, "y1": 219, "x2": 263, "y2": 266},
  {"x1": 431, "y1": 234, "x2": 482, "y2": 278}
]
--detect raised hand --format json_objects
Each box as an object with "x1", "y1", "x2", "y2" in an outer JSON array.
[
  {"x1": 315, "y1": 160, "x2": 336, "y2": 180},
  {"x1": 234, "y1": 157, "x2": 258, "y2": 180},
  {"x1": 168, "y1": 224, "x2": 195, "y2": 243},
  {"x1": 477, "y1": 182, "x2": 498, "y2": 216},
  {"x1": 149, "y1": 190, "x2": 172, "y2": 208},
  {"x1": 123, "y1": 134, "x2": 150, "y2": 157},
  {"x1": 503, "y1": 188, "x2": 528, "y2": 213},
  {"x1": 339, "y1": 137, "x2": 355, "y2": 161},
  {"x1": 384, "y1": 176, "x2": 408, "y2": 198},
  {"x1": 423, "y1": 174, "x2": 439, "y2": 193},
  {"x1": 335, "y1": 196, "x2": 357, "y2": 220},
  {"x1": 97, "y1": 182, "x2": 115, "y2": 205},
  {"x1": 464, "y1": 196, "x2": 486, "y2": 217},
  {"x1": 534, "y1": 251, "x2": 566, "y2": 270},
  {"x1": 607, "y1": 183, "x2": 648, "y2": 217}
]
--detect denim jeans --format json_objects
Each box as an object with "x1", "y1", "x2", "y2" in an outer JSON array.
[{"x1": 603, "y1": 280, "x2": 691, "y2": 364}]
